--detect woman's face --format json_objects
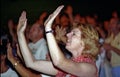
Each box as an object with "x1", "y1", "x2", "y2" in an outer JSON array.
[{"x1": 66, "y1": 28, "x2": 84, "y2": 52}]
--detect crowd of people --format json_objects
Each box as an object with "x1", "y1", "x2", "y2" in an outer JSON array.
[{"x1": 0, "y1": 4, "x2": 120, "y2": 77}]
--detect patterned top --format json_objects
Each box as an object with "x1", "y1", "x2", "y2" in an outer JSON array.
[{"x1": 56, "y1": 55, "x2": 98, "y2": 77}]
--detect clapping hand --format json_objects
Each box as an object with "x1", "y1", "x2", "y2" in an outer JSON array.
[
  {"x1": 17, "y1": 11, "x2": 27, "y2": 34},
  {"x1": 44, "y1": 5, "x2": 64, "y2": 31}
]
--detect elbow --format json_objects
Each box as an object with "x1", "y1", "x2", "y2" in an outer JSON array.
[
  {"x1": 25, "y1": 63, "x2": 32, "y2": 68},
  {"x1": 53, "y1": 57, "x2": 64, "y2": 67},
  {"x1": 25, "y1": 61, "x2": 34, "y2": 69}
]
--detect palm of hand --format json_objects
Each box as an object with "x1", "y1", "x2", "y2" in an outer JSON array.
[
  {"x1": 17, "y1": 11, "x2": 27, "y2": 33},
  {"x1": 44, "y1": 5, "x2": 64, "y2": 30}
]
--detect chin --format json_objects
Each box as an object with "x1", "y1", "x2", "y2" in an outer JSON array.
[
  {"x1": 65, "y1": 45, "x2": 69, "y2": 49},
  {"x1": 65, "y1": 46, "x2": 71, "y2": 51}
]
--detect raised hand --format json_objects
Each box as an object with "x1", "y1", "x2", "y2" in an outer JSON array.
[
  {"x1": 7, "y1": 43, "x2": 14, "y2": 60},
  {"x1": 44, "y1": 5, "x2": 64, "y2": 30},
  {"x1": 17, "y1": 11, "x2": 27, "y2": 34}
]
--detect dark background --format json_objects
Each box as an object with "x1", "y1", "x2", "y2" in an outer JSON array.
[{"x1": 1, "y1": 0, "x2": 120, "y2": 28}]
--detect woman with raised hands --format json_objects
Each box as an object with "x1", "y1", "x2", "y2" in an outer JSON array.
[{"x1": 17, "y1": 5, "x2": 99, "y2": 77}]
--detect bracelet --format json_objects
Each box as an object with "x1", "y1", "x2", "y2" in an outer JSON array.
[
  {"x1": 46, "y1": 30, "x2": 54, "y2": 34},
  {"x1": 13, "y1": 61, "x2": 20, "y2": 67}
]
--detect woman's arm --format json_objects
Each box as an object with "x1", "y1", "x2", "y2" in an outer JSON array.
[
  {"x1": 17, "y1": 11, "x2": 57, "y2": 75},
  {"x1": 45, "y1": 5, "x2": 96, "y2": 77}
]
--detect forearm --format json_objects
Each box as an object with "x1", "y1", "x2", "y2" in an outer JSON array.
[
  {"x1": 17, "y1": 33, "x2": 57, "y2": 75},
  {"x1": 46, "y1": 31, "x2": 66, "y2": 66},
  {"x1": 9, "y1": 58, "x2": 41, "y2": 77},
  {"x1": 17, "y1": 33, "x2": 34, "y2": 67},
  {"x1": 104, "y1": 43, "x2": 120, "y2": 55},
  {"x1": 111, "y1": 46, "x2": 120, "y2": 55}
]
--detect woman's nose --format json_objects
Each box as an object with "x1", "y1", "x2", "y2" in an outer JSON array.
[{"x1": 66, "y1": 32, "x2": 71, "y2": 37}]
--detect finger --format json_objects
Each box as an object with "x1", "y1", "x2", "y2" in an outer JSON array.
[
  {"x1": 49, "y1": 5, "x2": 64, "y2": 22},
  {"x1": 17, "y1": 11, "x2": 27, "y2": 30},
  {"x1": 19, "y1": 11, "x2": 26, "y2": 20},
  {"x1": 53, "y1": 5, "x2": 64, "y2": 16}
]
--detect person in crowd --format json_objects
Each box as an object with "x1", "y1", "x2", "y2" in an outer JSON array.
[
  {"x1": 27, "y1": 17, "x2": 51, "y2": 77},
  {"x1": 0, "y1": 45, "x2": 19, "y2": 77},
  {"x1": 104, "y1": 19, "x2": 120, "y2": 77},
  {"x1": 17, "y1": 5, "x2": 99, "y2": 77},
  {"x1": 64, "y1": 5, "x2": 74, "y2": 24},
  {"x1": 28, "y1": 22, "x2": 49, "y2": 60},
  {"x1": 111, "y1": 10, "x2": 119, "y2": 22},
  {"x1": 7, "y1": 43, "x2": 41, "y2": 77},
  {"x1": 98, "y1": 19, "x2": 112, "y2": 77},
  {"x1": 37, "y1": 11, "x2": 48, "y2": 25},
  {"x1": 73, "y1": 13, "x2": 82, "y2": 25}
]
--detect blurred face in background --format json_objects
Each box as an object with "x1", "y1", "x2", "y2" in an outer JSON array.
[
  {"x1": 74, "y1": 14, "x2": 81, "y2": 23},
  {"x1": 60, "y1": 15, "x2": 70, "y2": 28},
  {"x1": 65, "y1": 5, "x2": 73, "y2": 14},
  {"x1": 104, "y1": 20, "x2": 110, "y2": 32},
  {"x1": 29, "y1": 23, "x2": 42, "y2": 43}
]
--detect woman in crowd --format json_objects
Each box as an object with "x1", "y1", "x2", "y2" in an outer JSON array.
[{"x1": 17, "y1": 5, "x2": 99, "y2": 77}]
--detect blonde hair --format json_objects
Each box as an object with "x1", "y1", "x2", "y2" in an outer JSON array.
[{"x1": 73, "y1": 24, "x2": 100, "y2": 59}]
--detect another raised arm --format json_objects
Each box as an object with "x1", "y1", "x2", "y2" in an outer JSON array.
[{"x1": 17, "y1": 11, "x2": 57, "y2": 75}]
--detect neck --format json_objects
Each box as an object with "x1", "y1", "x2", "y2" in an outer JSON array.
[
  {"x1": 71, "y1": 47, "x2": 84, "y2": 58},
  {"x1": 71, "y1": 50, "x2": 82, "y2": 58}
]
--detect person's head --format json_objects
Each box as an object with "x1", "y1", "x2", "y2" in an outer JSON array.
[
  {"x1": 39, "y1": 11, "x2": 48, "y2": 20},
  {"x1": 8, "y1": 19, "x2": 14, "y2": 26},
  {"x1": 103, "y1": 20, "x2": 110, "y2": 32},
  {"x1": 66, "y1": 24, "x2": 99, "y2": 59},
  {"x1": 109, "y1": 19, "x2": 120, "y2": 34},
  {"x1": 64, "y1": 5, "x2": 73, "y2": 14},
  {"x1": 29, "y1": 22, "x2": 45, "y2": 43},
  {"x1": 59, "y1": 13, "x2": 70, "y2": 28},
  {"x1": 73, "y1": 13, "x2": 81, "y2": 24},
  {"x1": 85, "y1": 15, "x2": 96, "y2": 26},
  {"x1": 112, "y1": 11, "x2": 118, "y2": 18}
]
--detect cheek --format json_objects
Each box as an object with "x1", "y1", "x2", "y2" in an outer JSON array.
[
  {"x1": 72, "y1": 39, "x2": 81, "y2": 47},
  {"x1": 66, "y1": 38, "x2": 81, "y2": 50}
]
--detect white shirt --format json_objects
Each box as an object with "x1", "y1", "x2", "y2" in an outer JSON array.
[
  {"x1": 28, "y1": 38, "x2": 51, "y2": 77},
  {"x1": 28, "y1": 38, "x2": 48, "y2": 60},
  {"x1": 96, "y1": 47, "x2": 106, "y2": 72},
  {"x1": 1, "y1": 68, "x2": 19, "y2": 77}
]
